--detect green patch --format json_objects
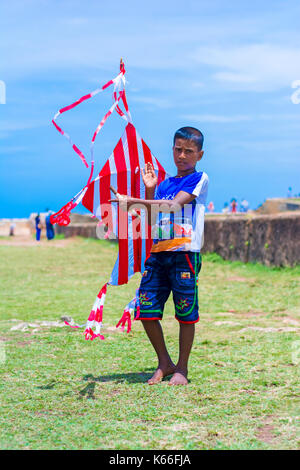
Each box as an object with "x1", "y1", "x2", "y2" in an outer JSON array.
[
  {"x1": 54, "y1": 233, "x2": 65, "y2": 240},
  {"x1": 176, "y1": 298, "x2": 190, "y2": 311},
  {"x1": 139, "y1": 292, "x2": 152, "y2": 306}
]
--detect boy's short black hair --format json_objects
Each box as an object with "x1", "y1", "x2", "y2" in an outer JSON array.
[{"x1": 173, "y1": 126, "x2": 204, "y2": 150}]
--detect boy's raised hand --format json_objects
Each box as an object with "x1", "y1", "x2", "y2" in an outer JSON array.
[{"x1": 141, "y1": 163, "x2": 157, "y2": 190}]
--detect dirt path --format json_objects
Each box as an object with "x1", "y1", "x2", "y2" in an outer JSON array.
[{"x1": 0, "y1": 236, "x2": 73, "y2": 248}]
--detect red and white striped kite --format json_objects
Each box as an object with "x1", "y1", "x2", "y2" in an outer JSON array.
[{"x1": 50, "y1": 61, "x2": 167, "y2": 340}]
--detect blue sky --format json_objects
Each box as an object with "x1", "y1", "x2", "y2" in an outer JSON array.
[{"x1": 1, "y1": 0, "x2": 300, "y2": 217}]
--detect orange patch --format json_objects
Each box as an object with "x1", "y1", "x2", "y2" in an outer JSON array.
[{"x1": 181, "y1": 272, "x2": 191, "y2": 279}]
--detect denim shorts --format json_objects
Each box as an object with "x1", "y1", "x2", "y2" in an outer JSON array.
[{"x1": 135, "y1": 251, "x2": 201, "y2": 324}]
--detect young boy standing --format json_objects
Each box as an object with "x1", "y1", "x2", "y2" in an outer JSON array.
[{"x1": 112, "y1": 127, "x2": 208, "y2": 385}]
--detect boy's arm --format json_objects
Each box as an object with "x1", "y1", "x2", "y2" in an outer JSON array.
[{"x1": 110, "y1": 190, "x2": 196, "y2": 213}]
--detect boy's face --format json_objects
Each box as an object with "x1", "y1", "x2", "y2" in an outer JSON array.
[{"x1": 173, "y1": 138, "x2": 204, "y2": 175}]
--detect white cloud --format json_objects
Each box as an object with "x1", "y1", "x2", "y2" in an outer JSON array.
[
  {"x1": 191, "y1": 82, "x2": 205, "y2": 88},
  {"x1": 130, "y1": 96, "x2": 172, "y2": 109},
  {"x1": 213, "y1": 72, "x2": 257, "y2": 84},
  {"x1": 0, "y1": 146, "x2": 28, "y2": 154},
  {"x1": 59, "y1": 17, "x2": 89, "y2": 26},
  {"x1": 223, "y1": 139, "x2": 300, "y2": 153},
  {"x1": 191, "y1": 44, "x2": 300, "y2": 91},
  {"x1": 258, "y1": 113, "x2": 300, "y2": 121},
  {"x1": 181, "y1": 113, "x2": 300, "y2": 124},
  {"x1": 181, "y1": 114, "x2": 252, "y2": 123},
  {"x1": 0, "y1": 120, "x2": 46, "y2": 132}
]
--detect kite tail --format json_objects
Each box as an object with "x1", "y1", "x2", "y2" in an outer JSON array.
[
  {"x1": 134, "y1": 288, "x2": 141, "y2": 321},
  {"x1": 64, "y1": 321, "x2": 86, "y2": 329},
  {"x1": 116, "y1": 308, "x2": 132, "y2": 334},
  {"x1": 84, "y1": 283, "x2": 107, "y2": 340},
  {"x1": 64, "y1": 283, "x2": 107, "y2": 340},
  {"x1": 116, "y1": 289, "x2": 140, "y2": 333},
  {"x1": 50, "y1": 187, "x2": 87, "y2": 226},
  {"x1": 50, "y1": 200, "x2": 77, "y2": 226}
]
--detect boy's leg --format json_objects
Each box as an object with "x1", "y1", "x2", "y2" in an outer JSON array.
[
  {"x1": 135, "y1": 253, "x2": 174, "y2": 384},
  {"x1": 141, "y1": 320, "x2": 176, "y2": 385},
  {"x1": 169, "y1": 323, "x2": 195, "y2": 385},
  {"x1": 170, "y1": 252, "x2": 201, "y2": 385}
]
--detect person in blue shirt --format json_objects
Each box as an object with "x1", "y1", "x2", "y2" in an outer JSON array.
[
  {"x1": 240, "y1": 199, "x2": 249, "y2": 213},
  {"x1": 35, "y1": 214, "x2": 41, "y2": 241},
  {"x1": 111, "y1": 127, "x2": 208, "y2": 385},
  {"x1": 45, "y1": 210, "x2": 55, "y2": 240}
]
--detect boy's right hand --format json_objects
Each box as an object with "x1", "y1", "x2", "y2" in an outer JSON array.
[{"x1": 141, "y1": 163, "x2": 157, "y2": 190}]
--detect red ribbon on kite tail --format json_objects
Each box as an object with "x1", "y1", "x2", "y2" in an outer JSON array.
[{"x1": 50, "y1": 63, "x2": 128, "y2": 226}]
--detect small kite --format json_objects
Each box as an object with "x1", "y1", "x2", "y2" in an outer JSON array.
[{"x1": 50, "y1": 60, "x2": 167, "y2": 340}]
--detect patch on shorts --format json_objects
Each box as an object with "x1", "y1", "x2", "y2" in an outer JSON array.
[
  {"x1": 181, "y1": 272, "x2": 191, "y2": 279},
  {"x1": 139, "y1": 292, "x2": 152, "y2": 306},
  {"x1": 177, "y1": 298, "x2": 190, "y2": 311}
]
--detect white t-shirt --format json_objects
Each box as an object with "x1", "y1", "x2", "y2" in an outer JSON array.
[{"x1": 151, "y1": 170, "x2": 209, "y2": 252}]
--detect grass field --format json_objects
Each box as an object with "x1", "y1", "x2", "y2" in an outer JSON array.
[{"x1": 0, "y1": 237, "x2": 299, "y2": 450}]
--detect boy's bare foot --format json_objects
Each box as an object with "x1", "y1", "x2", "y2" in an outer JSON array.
[
  {"x1": 168, "y1": 369, "x2": 188, "y2": 385},
  {"x1": 148, "y1": 363, "x2": 176, "y2": 385}
]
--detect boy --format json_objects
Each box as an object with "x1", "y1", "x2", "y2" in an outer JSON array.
[{"x1": 111, "y1": 127, "x2": 208, "y2": 385}]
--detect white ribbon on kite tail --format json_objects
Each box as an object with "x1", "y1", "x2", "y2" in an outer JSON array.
[
  {"x1": 88, "y1": 89, "x2": 127, "y2": 186},
  {"x1": 50, "y1": 64, "x2": 129, "y2": 226},
  {"x1": 52, "y1": 69, "x2": 126, "y2": 172},
  {"x1": 64, "y1": 283, "x2": 108, "y2": 340}
]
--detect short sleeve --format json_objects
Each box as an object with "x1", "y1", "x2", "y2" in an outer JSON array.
[
  {"x1": 192, "y1": 172, "x2": 209, "y2": 197},
  {"x1": 155, "y1": 182, "x2": 163, "y2": 200},
  {"x1": 180, "y1": 172, "x2": 209, "y2": 197}
]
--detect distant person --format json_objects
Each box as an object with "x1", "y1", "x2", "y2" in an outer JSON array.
[
  {"x1": 207, "y1": 201, "x2": 214, "y2": 213},
  {"x1": 35, "y1": 214, "x2": 41, "y2": 241},
  {"x1": 230, "y1": 198, "x2": 237, "y2": 213},
  {"x1": 9, "y1": 222, "x2": 16, "y2": 236},
  {"x1": 222, "y1": 202, "x2": 229, "y2": 214},
  {"x1": 240, "y1": 199, "x2": 249, "y2": 213},
  {"x1": 45, "y1": 211, "x2": 55, "y2": 240},
  {"x1": 287, "y1": 187, "x2": 293, "y2": 198}
]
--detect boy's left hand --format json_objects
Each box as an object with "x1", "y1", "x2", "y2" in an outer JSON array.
[
  {"x1": 109, "y1": 185, "x2": 130, "y2": 205},
  {"x1": 109, "y1": 186, "x2": 140, "y2": 217}
]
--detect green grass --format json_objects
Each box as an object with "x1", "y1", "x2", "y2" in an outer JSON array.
[
  {"x1": 54, "y1": 233, "x2": 65, "y2": 240},
  {"x1": 0, "y1": 238, "x2": 299, "y2": 450}
]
